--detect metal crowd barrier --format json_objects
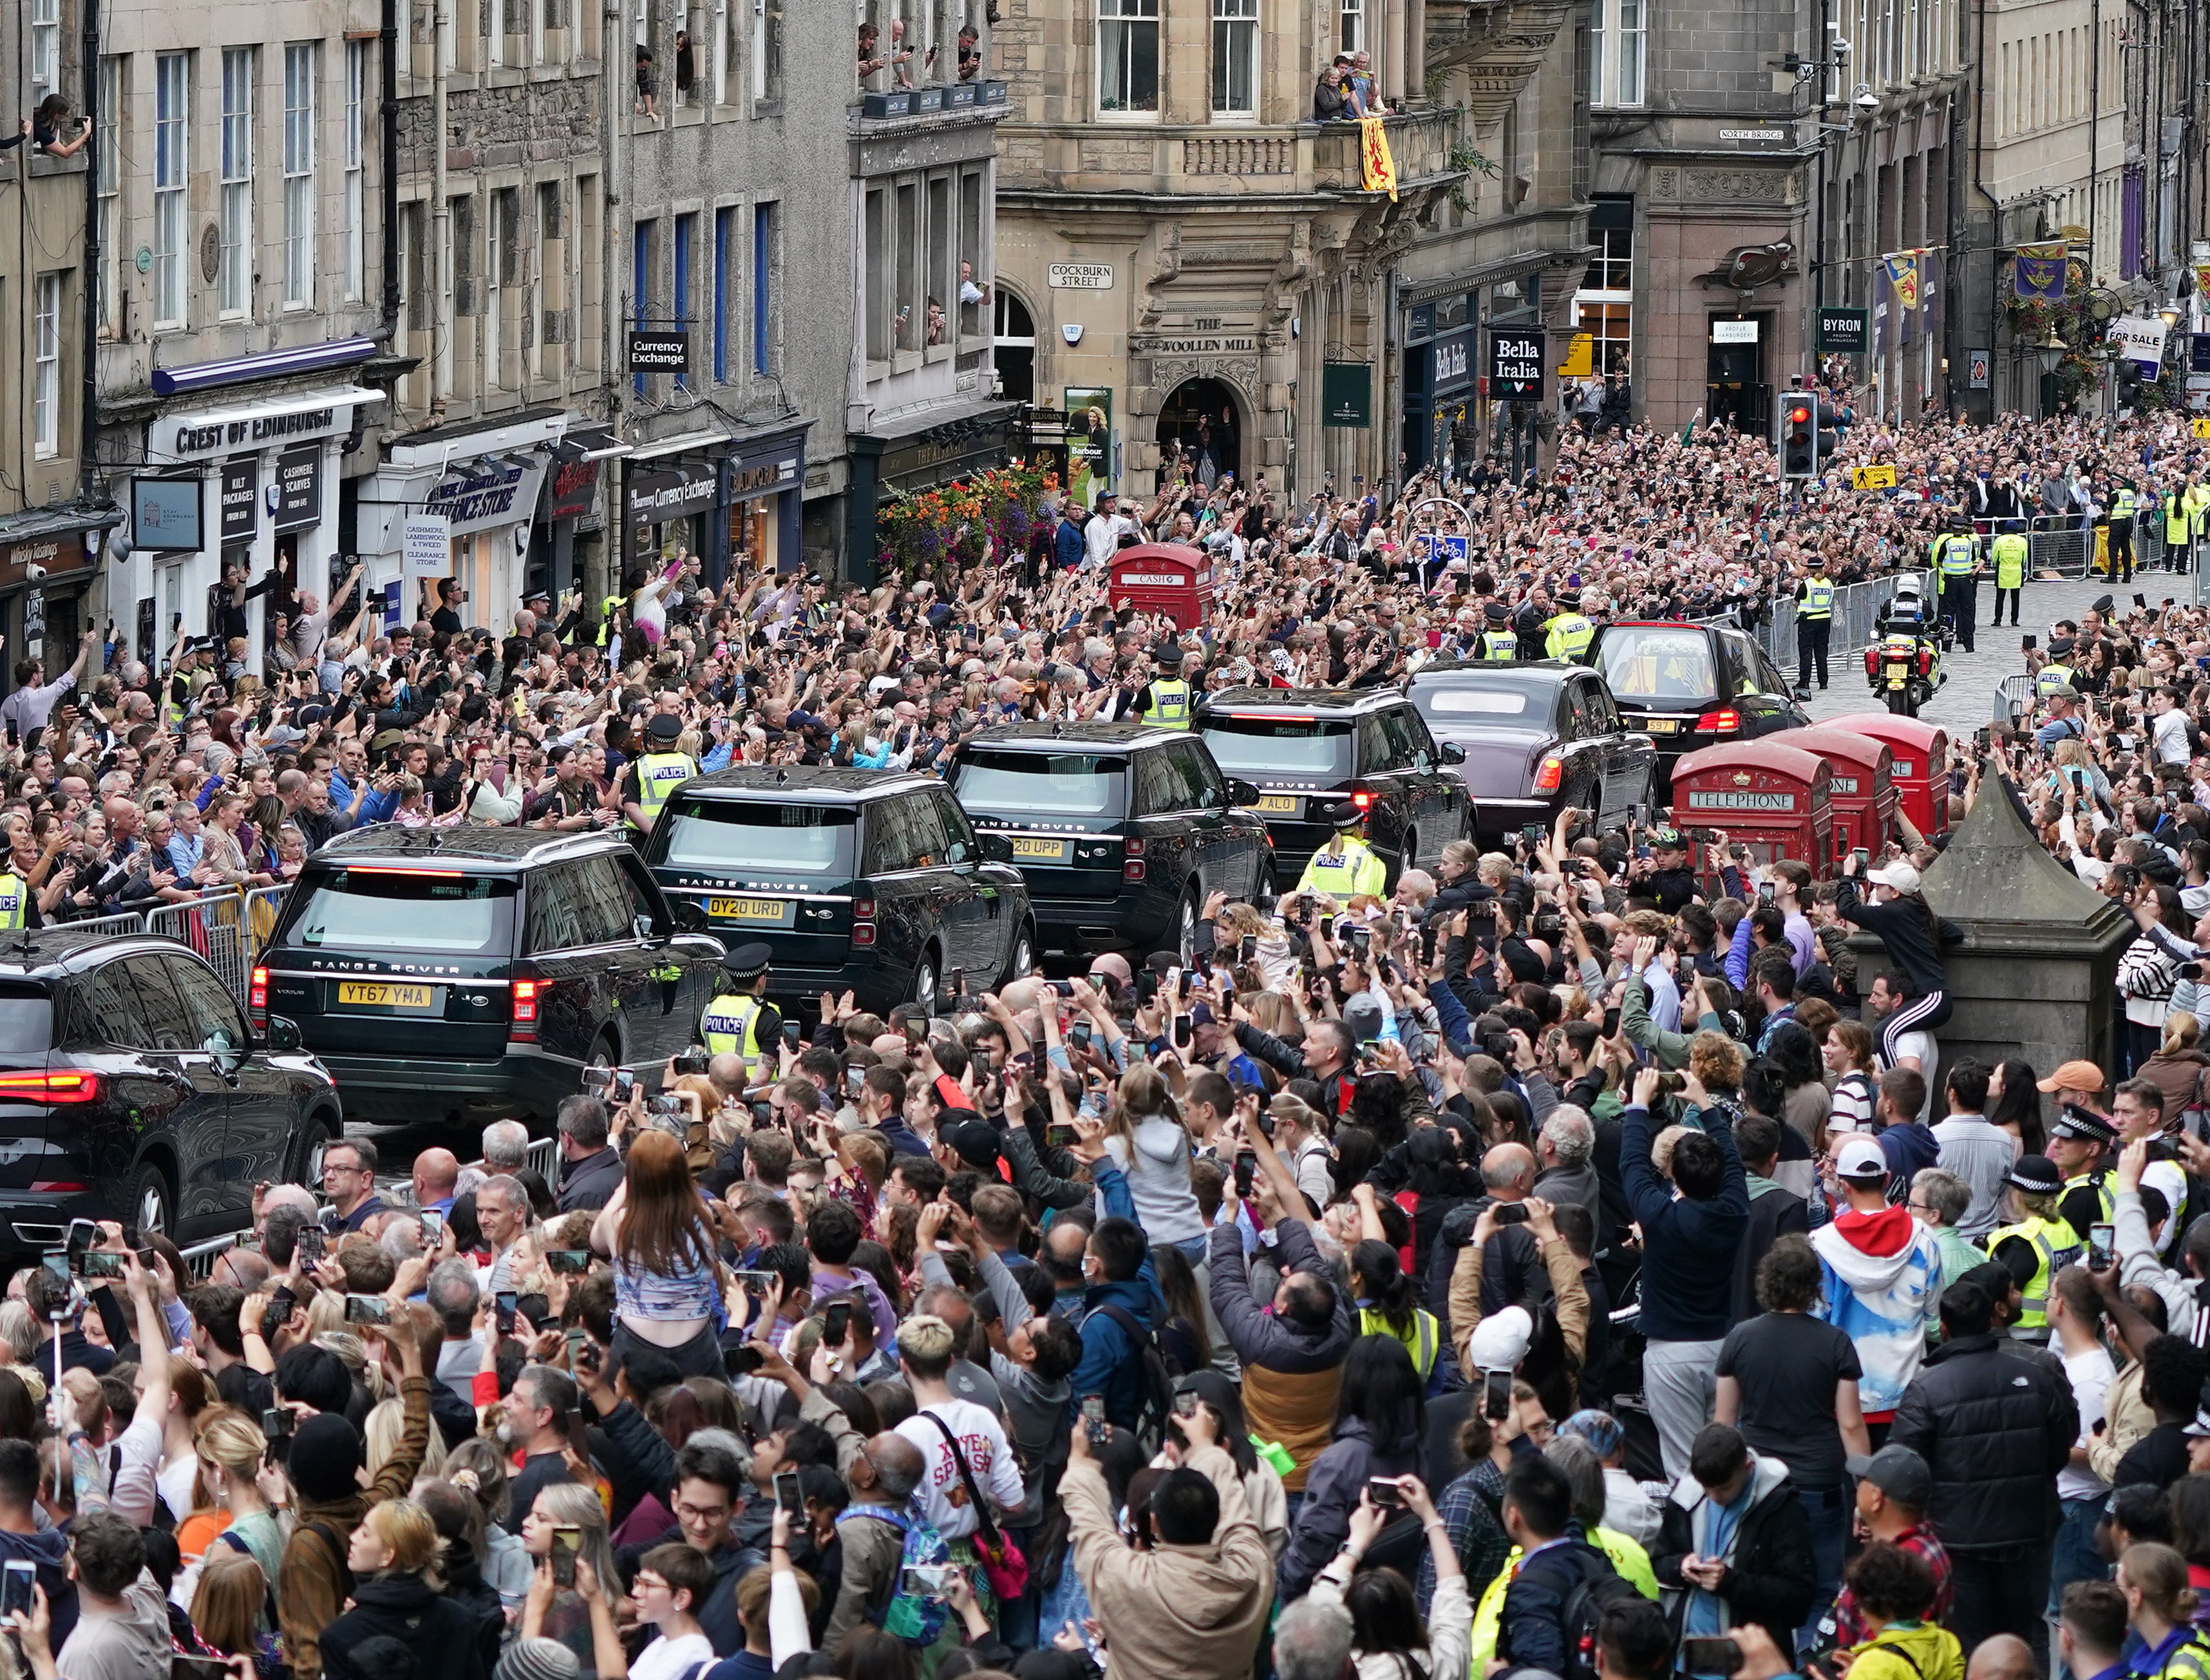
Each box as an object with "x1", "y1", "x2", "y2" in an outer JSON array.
[
  {"x1": 1710, "y1": 571, "x2": 1932, "y2": 671},
  {"x1": 1961, "y1": 513, "x2": 2193, "y2": 581},
  {"x1": 45, "y1": 883, "x2": 290, "y2": 1008}
]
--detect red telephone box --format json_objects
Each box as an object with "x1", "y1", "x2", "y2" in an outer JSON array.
[
  {"x1": 1790, "y1": 728, "x2": 1900, "y2": 867},
  {"x1": 1671, "y1": 740, "x2": 1835, "y2": 878},
  {"x1": 1107, "y1": 543, "x2": 1216, "y2": 634},
  {"x1": 1829, "y1": 712, "x2": 1952, "y2": 839}
]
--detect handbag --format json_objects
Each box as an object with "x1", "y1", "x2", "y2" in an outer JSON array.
[{"x1": 921, "y1": 1411, "x2": 1030, "y2": 1600}]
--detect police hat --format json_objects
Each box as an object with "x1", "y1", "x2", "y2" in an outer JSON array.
[
  {"x1": 646, "y1": 713, "x2": 683, "y2": 744},
  {"x1": 1152, "y1": 641, "x2": 1185, "y2": 668},
  {"x1": 722, "y1": 942, "x2": 772, "y2": 983},
  {"x1": 1483, "y1": 601, "x2": 1509, "y2": 623},
  {"x1": 2050, "y1": 1104, "x2": 2117, "y2": 1148},
  {"x1": 1323, "y1": 800, "x2": 1366, "y2": 831},
  {"x1": 1558, "y1": 588, "x2": 1583, "y2": 606},
  {"x1": 2092, "y1": 594, "x2": 2115, "y2": 616},
  {"x1": 2004, "y1": 1153, "x2": 2064, "y2": 1196}
]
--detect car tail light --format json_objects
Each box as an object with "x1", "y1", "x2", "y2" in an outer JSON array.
[
  {"x1": 1124, "y1": 836, "x2": 1146, "y2": 883},
  {"x1": 1351, "y1": 789, "x2": 1374, "y2": 811},
  {"x1": 1697, "y1": 708, "x2": 1741, "y2": 733},
  {"x1": 1532, "y1": 757, "x2": 1563, "y2": 793},
  {"x1": 509, "y1": 979, "x2": 540, "y2": 1043},
  {"x1": 0, "y1": 1071, "x2": 100, "y2": 1104},
  {"x1": 249, "y1": 965, "x2": 268, "y2": 1033},
  {"x1": 28, "y1": 1181, "x2": 88, "y2": 1193},
  {"x1": 853, "y1": 897, "x2": 876, "y2": 948}
]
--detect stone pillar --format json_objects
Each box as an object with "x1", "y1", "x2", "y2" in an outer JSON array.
[{"x1": 1874, "y1": 759, "x2": 2133, "y2": 1084}]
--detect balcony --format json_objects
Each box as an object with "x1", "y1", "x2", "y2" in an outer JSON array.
[
  {"x1": 1426, "y1": 0, "x2": 1580, "y2": 126},
  {"x1": 1012, "y1": 108, "x2": 1462, "y2": 198},
  {"x1": 855, "y1": 77, "x2": 1009, "y2": 125}
]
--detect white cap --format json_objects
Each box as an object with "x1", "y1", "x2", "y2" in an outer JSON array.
[
  {"x1": 1833, "y1": 1135, "x2": 1889, "y2": 1181},
  {"x1": 1865, "y1": 861, "x2": 1921, "y2": 895},
  {"x1": 1466, "y1": 1305, "x2": 1534, "y2": 1372}
]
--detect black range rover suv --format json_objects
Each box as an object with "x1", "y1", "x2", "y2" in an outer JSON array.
[
  {"x1": 258, "y1": 827, "x2": 728, "y2": 1126},
  {"x1": 0, "y1": 930, "x2": 337, "y2": 1253},
  {"x1": 1196, "y1": 687, "x2": 1472, "y2": 885},
  {"x1": 945, "y1": 723, "x2": 1274, "y2": 959},
  {"x1": 643, "y1": 767, "x2": 1036, "y2": 1013}
]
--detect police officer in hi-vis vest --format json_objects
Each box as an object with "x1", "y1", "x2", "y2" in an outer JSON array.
[
  {"x1": 1793, "y1": 561, "x2": 1835, "y2": 696},
  {"x1": 1989, "y1": 524, "x2": 2028, "y2": 628},
  {"x1": 1931, "y1": 520, "x2": 1981, "y2": 653},
  {"x1": 1131, "y1": 641, "x2": 1193, "y2": 730},
  {"x1": 1294, "y1": 800, "x2": 1390, "y2": 900},
  {"x1": 1477, "y1": 601, "x2": 1518, "y2": 660},
  {"x1": 623, "y1": 712, "x2": 699, "y2": 840},
  {"x1": 699, "y1": 942, "x2": 782, "y2": 1080},
  {"x1": 2108, "y1": 480, "x2": 2138, "y2": 581}
]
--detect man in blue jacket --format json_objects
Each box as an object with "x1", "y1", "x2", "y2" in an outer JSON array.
[
  {"x1": 1624, "y1": 1066, "x2": 1751, "y2": 1479},
  {"x1": 1053, "y1": 504, "x2": 1088, "y2": 573},
  {"x1": 1066, "y1": 1144, "x2": 1160, "y2": 1431}
]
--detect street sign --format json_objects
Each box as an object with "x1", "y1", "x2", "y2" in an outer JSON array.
[
  {"x1": 1968, "y1": 350, "x2": 1991, "y2": 389},
  {"x1": 627, "y1": 329, "x2": 689, "y2": 374},
  {"x1": 1048, "y1": 263, "x2": 1114, "y2": 290},
  {"x1": 1711, "y1": 319, "x2": 1759, "y2": 343},
  {"x1": 1489, "y1": 329, "x2": 1545, "y2": 402},
  {"x1": 1818, "y1": 308, "x2": 1869, "y2": 354},
  {"x1": 2193, "y1": 419, "x2": 2210, "y2": 439},
  {"x1": 1852, "y1": 464, "x2": 1898, "y2": 489}
]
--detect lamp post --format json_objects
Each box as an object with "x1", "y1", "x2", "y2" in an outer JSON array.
[{"x1": 2038, "y1": 332, "x2": 2068, "y2": 417}]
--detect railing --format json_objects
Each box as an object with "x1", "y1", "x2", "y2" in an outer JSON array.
[
  {"x1": 1960, "y1": 513, "x2": 2192, "y2": 581},
  {"x1": 1693, "y1": 570, "x2": 1931, "y2": 672},
  {"x1": 46, "y1": 883, "x2": 290, "y2": 1008},
  {"x1": 1310, "y1": 107, "x2": 1459, "y2": 190}
]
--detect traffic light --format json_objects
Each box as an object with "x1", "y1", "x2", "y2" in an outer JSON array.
[
  {"x1": 1782, "y1": 395, "x2": 1817, "y2": 478},
  {"x1": 1815, "y1": 399, "x2": 1840, "y2": 474}
]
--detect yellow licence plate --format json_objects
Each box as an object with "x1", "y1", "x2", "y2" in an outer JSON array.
[
  {"x1": 1643, "y1": 719, "x2": 1679, "y2": 735},
  {"x1": 708, "y1": 896, "x2": 788, "y2": 923},
  {"x1": 337, "y1": 981, "x2": 435, "y2": 1010},
  {"x1": 1256, "y1": 795, "x2": 1300, "y2": 814},
  {"x1": 1011, "y1": 838, "x2": 1070, "y2": 862}
]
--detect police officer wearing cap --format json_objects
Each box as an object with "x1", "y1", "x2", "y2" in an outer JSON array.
[
  {"x1": 699, "y1": 943, "x2": 780, "y2": 1079},
  {"x1": 1477, "y1": 601, "x2": 1518, "y2": 661},
  {"x1": 1931, "y1": 518, "x2": 1981, "y2": 652},
  {"x1": 1294, "y1": 801, "x2": 1388, "y2": 900},
  {"x1": 623, "y1": 712, "x2": 698, "y2": 838},
  {"x1": 1543, "y1": 589, "x2": 1596, "y2": 663},
  {"x1": 2110, "y1": 478, "x2": 2139, "y2": 580},
  {"x1": 1793, "y1": 558, "x2": 1836, "y2": 696},
  {"x1": 1131, "y1": 641, "x2": 1193, "y2": 730},
  {"x1": 2034, "y1": 628, "x2": 2078, "y2": 699},
  {"x1": 1985, "y1": 1152, "x2": 2083, "y2": 1342},
  {"x1": 2046, "y1": 1103, "x2": 2117, "y2": 1239}
]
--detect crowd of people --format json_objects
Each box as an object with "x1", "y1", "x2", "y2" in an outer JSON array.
[{"x1": 14, "y1": 402, "x2": 2210, "y2": 1680}]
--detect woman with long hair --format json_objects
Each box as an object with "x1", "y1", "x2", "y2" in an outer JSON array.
[
  {"x1": 1099, "y1": 1062, "x2": 1206, "y2": 1254},
  {"x1": 590, "y1": 1128, "x2": 728, "y2": 1377},
  {"x1": 320, "y1": 1500, "x2": 490, "y2": 1680},
  {"x1": 1348, "y1": 1237, "x2": 1441, "y2": 1392},
  {"x1": 2120, "y1": 883, "x2": 2191, "y2": 1075},
  {"x1": 1278, "y1": 1334, "x2": 1427, "y2": 1600},
  {"x1": 2118, "y1": 1542, "x2": 2210, "y2": 1675},
  {"x1": 444, "y1": 1438, "x2": 531, "y2": 1609},
  {"x1": 182, "y1": 1409, "x2": 285, "y2": 1587},
  {"x1": 519, "y1": 1481, "x2": 624, "y2": 1669},
  {"x1": 190, "y1": 1551, "x2": 282, "y2": 1680},
  {"x1": 1986, "y1": 1058, "x2": 2046, "y2": 1157},
  {"x1": 1308, "y1": 1475, "x2": 1472, "y2": 1680},
  {"x1": 2142, "y1": 1016, "x2": 2210, "y2": 1135},
  {"x1": 1149, "y1": 1241, "x2": 1213, "y2": 1375},
  {"x1": 1837, "y1": 852, "x2": 1963, "y2": 1069}
]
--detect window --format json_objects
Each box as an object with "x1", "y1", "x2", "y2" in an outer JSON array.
[
  {"x1": 753, "y1": 0, "x2": 782, "y2": 100},
  {"x1": 957, "y1": 169, "x2": 983, "y2": 340},
  {"x1": 1211, "y1": 0, "x2": 1256, "y2": 114},
  {"x1": 864, "y1": 187, "x2": 889, "y2": 363},
  {"x1": 96, "y1": 57, "x2": 120, "y2": 337},
  {"x1": 673, "y1": 211, "x2": 694, "y2": 390},
  {"x1": 894, "y1": 182, "x2": 918, "y2": 352},
  {"x1": 633, "y1": 218, "x2": 653, "y2": 393},
  {"x1": 925, "y1": 175, "x2": 950, "y2": 348},
  {"x1": 1590, "y1": 0, "x2": 1643, "y2": 106},
  {"x1": 1096, "y1": 0, "x2": 1158, "y2": 114},
  {"x1": 752, "y1": 201, "x2": 776, "y2": 374},
  {"x1": 713, "y1": 205, "x2": 734, "y2": 382},
  {"x1": 712, "y1": 0, "x2": 729, "y2": 102},
  {"x1": 220, "y1": 50, "x2": 253, "y2": 317},
  {"x1": 489, "y1": 0, "x2": 507, "y2": 64},
  {"x1": 283, "y1": 44, "x2": 316, "y2": 307},
  {"x1": 486, "y1": 189, "x2": 506, "y2": 386},
  {"x1": 33, "y1": 274, "x2": 60, "y2": 460},
  {"x1": 30, "y1": 0, "x2": 57, "y2": 101},
  {"x1": 533, "y1": 181, "x2": 558, "y2": 381},
  {"x1": 1571, "y1": 203, "x2": 1633, "y2": 375},
  {"x1": 345, "y1": 42, "x2": 365, "y2": 300},
  {"x1": 1339, "y1": 0, "x2": 1361, "y2": 51}
]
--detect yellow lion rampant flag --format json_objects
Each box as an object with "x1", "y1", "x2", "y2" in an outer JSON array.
[{"x1": 1359, "y1": 117, "x2": 1399, "y2": 202}]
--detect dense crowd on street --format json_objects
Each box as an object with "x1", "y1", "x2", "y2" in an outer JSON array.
[{"x1": 15, "y1": 400, "x2": 2210, "y2": 1680}]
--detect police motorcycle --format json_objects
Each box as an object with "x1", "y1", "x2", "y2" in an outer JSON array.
[{"x1": 1862, "y1": 578, "x2": 1946, "y2": 717}]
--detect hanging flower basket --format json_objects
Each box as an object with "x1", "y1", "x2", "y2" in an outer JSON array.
[{"x1": 876, "y1": 462, "x2": 1059, "y2": 583}]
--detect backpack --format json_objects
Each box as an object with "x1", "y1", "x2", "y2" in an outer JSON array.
[
  {"x1": 1555, "y1": 1543, "x2": 1644, "y2": 1680},
  {"x1": 1093, "y1": 1303, "x2": 1177, "y2": 1451},
  {"x1": 840, "y1": 1502, "x2": 954, "y2": 1649}
]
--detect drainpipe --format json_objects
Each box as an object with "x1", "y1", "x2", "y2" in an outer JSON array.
[
  {"x1": 79, "y1": 0, "x2": 100, "y2": 495},
  {"x1": 431, "y1": 0, "x2": 449, "y2": 408},
  {"x1": 381, "y1": 0, "x2": 400, "y2": 338},
  {"x1": 1972, "y1": 0, "x2": 1999, "y2": 407}
]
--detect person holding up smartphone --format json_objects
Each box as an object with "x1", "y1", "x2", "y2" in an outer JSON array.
[{"x1": 1308, "y1": 1476, "x2": 1471, "y2": 1676}]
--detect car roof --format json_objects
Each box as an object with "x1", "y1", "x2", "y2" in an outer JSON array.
[
  {"x1": 1409, "y1": 659, "x2": 1583, "y2": 688},
  {"x1": 959, "y1": 722, "x2": 1183, "y2": 751},
  {"x1": 0, "y1": 930, "x2": 216, "y2": 981},
  {"x1": 1203, "y1": 686, "x2": 1402, "y2": 715},
  {"x1": 314, "y1": 824, "x2": 621, "y2": 871},
  {"x1": 681, "y1": 766, "x2": 938, "y2": 805},
  {"x1": 1597, "y1": 620, "x2": 1726, "y2": 637}
]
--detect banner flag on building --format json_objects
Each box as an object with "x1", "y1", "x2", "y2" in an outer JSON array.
[
  {"x1": 1883, "y1": 251, "x2": 1922, "y2": 314},
  {"x1": 1359, "y1": 117, "x2": 1399, "y2": 201},
  {"x1": 2014, "y1": 242, "x2": 2069, "y2": 301},
  {"x1": 2197, "y1": 262, "x2": 2210, "y2": 305}
]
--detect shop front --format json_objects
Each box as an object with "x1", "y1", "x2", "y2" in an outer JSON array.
[
  {"x1": 359, "y1": 408, "x2": 569, "y2": 631},
  {"x1": 536, "y1": 425, "x2": 628, "y2": 601},
  {"x1": 719, "y1": 421, "x2": 811, "y2": 584},
  {"x1": 1402, "y1": 307, "x2": 1476, "y2": 477},
  {"x1": 126, "y1": 382, "x2": 384, "y2": 666},
  {"x1": 844, "y1": 399, "x2": 1021, "y2": 585},
  {"x1": 0, "y1": 508, "x2": 113, "y2": 675},
  {"x1": 623, "y1": 437, "x2": 729, "y2": 585}
]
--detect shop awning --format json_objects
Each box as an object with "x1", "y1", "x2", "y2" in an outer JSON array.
[
  {"x1": 149, "y1": 337, "x2": 378, "y2": 399},
  {"x1": 144, "y1": 386, "x2": 385, "y2": 466},
  {"x1": 628, "y1": 428, "x2": 732, "y2": 463},
  {"x1": 384, "y1": 406, "x2": 573, "y2": 471}
]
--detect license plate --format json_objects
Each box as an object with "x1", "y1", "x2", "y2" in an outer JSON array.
[
  {"x1": 1010, "y1": 837, "x2": 1070, "y2": 862},
  {"x1": 1643, "y1": 719, "x2": 1679, "y2": 735},
  {"x1": 337, "y1": 981, "x2": 435, "y2": 1010},
  {"x1": 1256, "y1": 795, "x2": 1300, "y2": 814},
  {"x1": 706, "y1": 896, "x2": 789, "y2": 925},
  {"x1": 1886, "y1": 667, "x2": 1907, "y2": 689}
]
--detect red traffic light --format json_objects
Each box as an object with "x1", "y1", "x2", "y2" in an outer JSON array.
[{"x1": 1788, "y1": 404, "x2": 1813, "y2": 426}]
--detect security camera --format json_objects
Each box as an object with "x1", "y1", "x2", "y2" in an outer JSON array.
[{"x1": 25, "y1": 563, "x2": 48, "y2": 583}]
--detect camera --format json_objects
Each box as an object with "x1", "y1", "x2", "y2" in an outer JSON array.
[{"x1": 1477, "y1": 1028, "x2": 1513, "y2": 1062}]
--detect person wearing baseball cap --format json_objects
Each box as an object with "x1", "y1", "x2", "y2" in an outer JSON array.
[
  {"x1": 2037, "y1": 1059, "x2": 2106, "y2": 1108},
  {"x1": 1825, "y1": 1446, "x2": 1948, "y2": 1650},
  {"x1": 1985, "y1": 1153, "x2": 2081, "y2": 1342},
  {"x1": 1811, "y1": 1137, "x2": 1944, "y2": 1426},
  {"x1": 1838, "y1": 847, "x2": 1963, "y2": 1073},
  {"x1": 2045, "y1": 1103, "x2": 2119, "y2": 1239}
]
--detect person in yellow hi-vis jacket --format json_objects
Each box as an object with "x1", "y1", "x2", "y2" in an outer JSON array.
[{"x1": 1294, "y1": 801, "x2": 1388, "y2": 900}]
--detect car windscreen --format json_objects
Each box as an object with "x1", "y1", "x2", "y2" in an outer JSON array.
[
  {"x1": 0, "y1": 986, "x2": 51, "y2": 1053},
  {"x1": 278, "y1": 867, "x2": 518, "y2": 956},
  {"x1": 1411, "y1": 683, "x2": 1544, "y2": 727},
  {"x1": 947, "y1": 751, "x2": 1128, "y2": 816},
  {"x1": 659, "y1": 802, "x2": 858, "y2": 875},
  {"x1": 1200, "y1": 715, "x2": 1356, "y2": 780},
  {"x1": 1594, "y1": 628, "x2": 1719, "y2": 704}
]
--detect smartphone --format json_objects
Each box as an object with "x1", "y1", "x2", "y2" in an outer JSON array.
[
  {"x1": 846, "y1": 1064, "x2": 866, "y2": 1094},
  {"x1": 343, "y1": 1293, "x2": 392, "y2": 1326},
  {"x1": 2023, "y1": 632, "x2": 2037, "y2": 650},
  {"x1": 261, "y1": 1285, "x2": 297, "y2": 1343},
  {"x1": 1678, "y1": 1639, "x2": 1743, "y2": 1679},
  {"x1": 1173, "y1": 1014, "x2": 1194, "y2": 1049},
  {"x1": 79, "y1": 1252, "x2": 124, "y2": 1279},
  {"x1": 1493, "y1": 1202, "x2": 1530, "y2": 1226},
  {"x1": 1521, "y1": 824, "x2": 1545, "y2": 845},
  {"x1": 1601, "y1": 1006, "x2": 1621, "y2": 1038},
  {"x1": 1483, "y1": 1367, "x2": 1513, "y2": 1421},
  {"x1": 2136, "y1": 592, "x2": 2149, "y2": 609},
  {"x1": 1319, "y1": 915, "x2": 1336, "y2": 941},
  {"x1": 824, "y1": 1301, "x2": 853, "y2": 1346},
  {"x1": 1238, "y1": 934, "x2": 1257, "y2": 962},
  {"x1": 903, "y1": 1020, "x2": 925, "y2": 1047},
  {"x1": 724, "y1": 1345, "x2": 765, "y2": 1377},
  {"x1": 774, "y1": 1470, "x2": 805, "y2": 1515},
  {"x1": 2089, "y1": 1221, "x2": 2116, "y2": 1272},
  {"x1": 673, "y1": 1051, "x2": 710, "y2": 1076},
  {"x1": 564, "y1": 1408, "x2": 592, "y2": 1456},
  {"x1": 1757, "y1": 881, "x2": 1775, "y2": 907},
  {"x1": 545, "y1": 1249, "x2": 592, "y2": 1276},
  {"x1": 1366, "y1": 1476, "x2": 1406, "y2": 1509},
  {"x1": 297, "y1": 1226, "x2": 326, "y2": 1267},
  {"x1": 782, "y1": 1021, "x2": 802, "y2": 1050},
  {"x1": 494, "y1": 1290, "x2": 516, "y2": 1336},
  {"x1": 900, "y1": 1565, "x2": 955, "y2": 1600},
  {"x1": 419, "y1": 1208, "x2": 444, "y2": 1247},
  {"x1": 949, "y1": 968, "x2": 967, "y2": 999},
  {"x1": 1234, "y1": 1151, "x2": 1257, "y2": 1198},
  {"x1": 1068, "y1": 1020, "x2": 1093, "y2": 1053},
  {"x1": 1046, "y1": 1122, "x2": 1078, "y2": 1147},
  {"x1": 261, "y1": 1405, "x2": 294, "y2": 1442},
  {"x1": 732, "y1": 1269, "x2": 779, "y2": 1295},
  {"x1": 549, "y1": 1526, "x2": 580, "y2": 1589},
  {"x1": 1081, "y1": 1394, "x2": 1108, "y2": 1445},
  {"x1": 173, "y1": 1659, "x2": 233, "y2": 1680},
  {"x1": 1849, "y1": 846, "x2": 1870, "y2": 871},
  {"x1": 0, "y1": 1560, "x2": 34, "y2": 1621},
  {"x1": 37, "y1": 1252, "x2": 69, "y2": 1317}
]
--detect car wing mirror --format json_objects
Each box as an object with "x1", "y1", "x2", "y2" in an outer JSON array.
[
  {"x1": 1228, "y1": 778, "x2": 1262, "y2": 805},
  {"x1": 978, "y1": 831, "x2": 1014, "y2": 864},
  {"x1": 1439, "y1": 742, "x2": 1466, "y2": 766},
  {"x1": 263, "y1": 1015, "x2": 303, "y2": 1054}
]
